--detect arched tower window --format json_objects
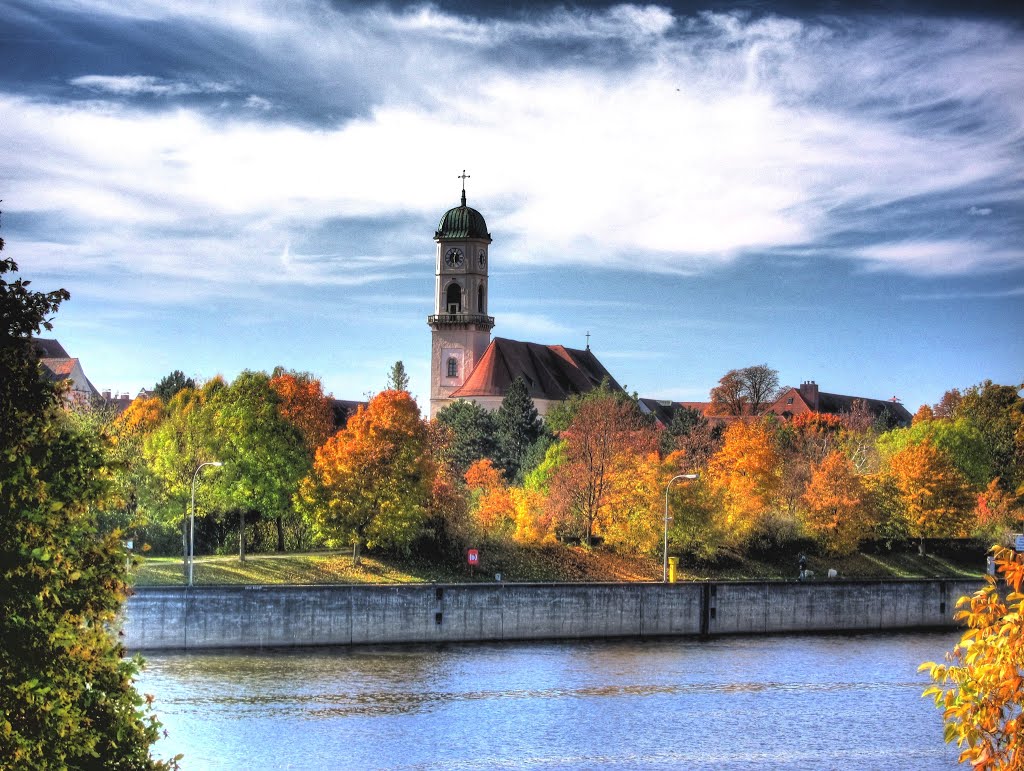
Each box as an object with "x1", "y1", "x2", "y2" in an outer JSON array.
[
  {"x1": 447, "y1": 357, "x2": 459, "y2": 378},
  {"x1": 478, "y1": 284, "x2": 485, "y2": 314},
  {"x1": 446, "y1": 283, "x2": 462, "y2": 314}
]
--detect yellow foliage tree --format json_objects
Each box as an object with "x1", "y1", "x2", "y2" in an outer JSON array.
[
  {"x1": 802, "y1": 451, "x2": 871, "y2": 555},
  {"x1": 599, "y1": 451, "x2": 663, "y2": 553},
  {"x1": 705, "y1": 419, "x2": 782, "y2": 546},
  {"x1": 921, "y1": 546, "x2": 1023, "y2": 769},
  {"x1": 889, "y1": 438, "x2": 974, "y2": 553}
]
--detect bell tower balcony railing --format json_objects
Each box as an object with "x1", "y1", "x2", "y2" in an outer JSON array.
[{"x1": 428, "y1": 312, "x2": 495, "y2": 329}]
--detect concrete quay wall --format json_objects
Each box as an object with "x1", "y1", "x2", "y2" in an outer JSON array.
[{"x1": 122, "y1": 579, "x2": 981, "y2": 651}]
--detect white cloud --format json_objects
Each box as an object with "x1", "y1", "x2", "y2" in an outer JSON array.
[
  {"x1": 856, "y1": 241, "x2": 1024, "y2": 276},
  {"x1": 70, "y1": 75, "x2": 230, "y2": 96},
  {"x1": 3, "y1": 3, "x2": 1023, "y2": 296}
]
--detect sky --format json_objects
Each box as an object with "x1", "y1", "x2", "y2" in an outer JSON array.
[{"x1": 2, "y1": 0, "x2": 1022, "y2": 412}]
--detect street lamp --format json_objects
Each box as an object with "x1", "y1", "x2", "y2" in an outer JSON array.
[
  {"x1": 189, "y1": 461, "x2": 223, "y2": 586},
  {"x1": 664, "y1": 473, "x2": 698, "y2": 583}
]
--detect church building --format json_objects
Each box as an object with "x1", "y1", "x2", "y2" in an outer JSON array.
[{"x1": 428, "y1": 180, "x2": 622, "y2": 418}]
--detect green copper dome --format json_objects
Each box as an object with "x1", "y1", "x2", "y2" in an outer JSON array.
[{"x1": 435, "y1": 191, "x2": 491, "y2": 241}]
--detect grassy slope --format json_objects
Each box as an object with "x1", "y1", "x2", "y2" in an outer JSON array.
[{"x1": 133, "y1": 543, "x2": 986, "y2": 586}]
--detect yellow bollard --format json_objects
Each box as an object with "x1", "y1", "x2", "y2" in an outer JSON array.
[{"x1": 668, "y1": 556, "x2": 679, "y2": 583}]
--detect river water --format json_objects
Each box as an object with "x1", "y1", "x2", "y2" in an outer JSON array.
[{"x1": 138, "y1": 631, "x2": 962, "y2": 770}]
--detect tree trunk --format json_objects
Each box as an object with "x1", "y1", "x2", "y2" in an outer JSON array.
[
  {"x1": 239, "y1": 510, "x2": 246, "y2": 563},
  {"x1": 919, "y1": 537, "x2": 926, "y2": 556},
  {"x1": 276, "y1": 515, "x2": 285, "y2": 552},
  {"x1": 352, "y1": 539, "x2": 362, "y2": 566}
]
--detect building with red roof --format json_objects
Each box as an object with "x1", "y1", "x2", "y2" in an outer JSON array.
[{"x1": 427, "y1": 182, "x2": 622, "y2": 418}]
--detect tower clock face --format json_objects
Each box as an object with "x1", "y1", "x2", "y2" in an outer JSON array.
[
  {"x1": 478, "y1": 251, "x2": 486, "y2": 266},
  {"x1": 445, "y1": 248, "x2": 464, "y2": 268}
]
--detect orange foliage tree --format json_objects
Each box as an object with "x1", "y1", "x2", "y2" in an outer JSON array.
[
  {"x1": 889, "y1": 438, "x2": 974, "y2": 553},
  {"x1": 269, "y1": 368, "x2": 335, "y2": 452},
  {"x1": 547, "y1": 395, "x2": 658, "y2": 546},
  {"x1": 705, "y1": 419, "x2": 782, "y2": 546},
  {"x1": 802, "y1": 450, "x2": 871, "y2": 555},
  {"x1": 295, "y1": 389, "x2": 432, "y2": 563},
  {"x1": 464, "y1": 458, "x2": 517, "y2": 541},
  {"x1": 921, "y1": 546, "x2": 1023, "y2": 769}
]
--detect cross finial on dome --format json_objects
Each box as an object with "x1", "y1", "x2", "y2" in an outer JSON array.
[{"x1": 458, "y1": 170, "x2": 470, "y2": 206}]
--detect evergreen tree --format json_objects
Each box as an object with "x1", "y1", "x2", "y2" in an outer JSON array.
[
  {"x1": 659, "y1": 405, "x2": 708, "y2": 455},
  {"x1": 434, "y1": 399, "x2": 498, "y2": 475},
  {"x1": 1, "y1": 245, "x2": 174, "y2": 767},
  {"x1": 495, "y1": 377, "x2": 543, "y2": 481},
  {"x1": 386, "y1": 360, "x2": 410, "y2": 392},
  {"x1": 153, "y1": 369, "x2": 196, "y2": 401}
]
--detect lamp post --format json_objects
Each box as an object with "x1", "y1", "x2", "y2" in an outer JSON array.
[
  {"x1": 189, "y1": 461, "x2": 223, "y2": 586},
  {"x1": 664, "y1": 473, "x2": 698, "y2": 583}
]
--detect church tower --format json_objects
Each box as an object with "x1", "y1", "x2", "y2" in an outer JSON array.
[{"x1": 428, "y1": 174, "x2": 494, "y2": 418}]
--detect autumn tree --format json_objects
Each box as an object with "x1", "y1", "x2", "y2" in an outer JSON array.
[
  {"x1": 921, "y1": 546, "x2": 1023, "y2": 769},
  {"x1": 705, "y1": 418, "x2": 783, "y2": 547},
  {"x1": 0, "y1": 250, "x2": 173, "y2": 768},
  {"x1": 153, "y1": 369, "x2": 195, "y2": 402},
  {"x1": 270, "y1": 367, "x2": 335, "y2": 452},
  {"x1": 802, "y1": 451, "x2": 871, "y2": 555},
  {"x1": 548, "y1": 393, "x2": 658, "y2": 546},
  {"x1": 889, "y1": 439, "x2": 974, "y2": 553},
  {"x1": 709, "y1": 364, "x2": 780, "y2": 416},
  {"x1": 708, "y1": 369, "x2": 746, "y2": 416},
  {"x1": 975, "y1": 479, "x2": 1022, "y2": 538},
  {"x1": 464, "y1": 458, "x2": 517, "y2": 541},
  {"x1": 103, "y1": 395, "x2": 165, "y2": 539},
  {"x1": 494, "y1": 376, "x2": 544, "y2": 482},
  {"x1": 913, "y1": 404, "x2": 935, "y2": 424},
  {"x1": 296, "y1": 390, "x2": 432, "y2": 563},
  {"x1": 932, "y1": 388, "x2": 963, "y2": 420}
]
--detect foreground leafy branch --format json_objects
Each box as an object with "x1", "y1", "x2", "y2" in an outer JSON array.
[{"x1": 921, "y1": 546, "x2": 1023, "y2": 769}]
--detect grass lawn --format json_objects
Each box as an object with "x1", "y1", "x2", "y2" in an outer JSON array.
[{"x1": 132, "y1": 542, "x2": 987, "y2": 586}]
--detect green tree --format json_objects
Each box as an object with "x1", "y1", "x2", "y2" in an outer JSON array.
[
  {"x1": 214, "y1": 371, "x2": 310, "y2": 553},
  {"x1": 143, "y1": 380, "x2": 223, "y2": 564},
  {"x1": 494, "y1": 377, "x2": 543, "y2": 482},
  {"x1": 0, "y1": 252, "x2": 174, "y2": 768},
  {"x1": 957, "y1": 380, "x2": 1024, "y2": 494},
  {"x1": 878, "y1": 417, "x2": 994, "y2": 489},
  {"x1": 153, "y1": 369, "x2": 196, "y2": 402},
  {"x1": 386, "y1": 360, "x2": 410, "y2": 392},
  {"x1": 434, "y1": 399, "x2": 498, "y2": 475}
]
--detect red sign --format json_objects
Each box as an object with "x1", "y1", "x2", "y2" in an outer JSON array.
[{"x1": 467, "y1": 548, "x2": 479, "y2": 565}]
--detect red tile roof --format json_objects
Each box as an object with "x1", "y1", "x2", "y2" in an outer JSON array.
[{"x1": 451, "y1": 337, "x2": 623, "y2": 402}]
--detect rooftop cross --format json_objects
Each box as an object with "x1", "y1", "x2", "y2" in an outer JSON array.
[
  {"x1": 585, "y1": 331, "x2": 591, "y2": 350},
  {"x1": 458, "y1": 170, "x2": 470, "y2": 206}
]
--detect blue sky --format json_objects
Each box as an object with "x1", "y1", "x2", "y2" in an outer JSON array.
[{"x1": 2, "y1": 0, "x2": 1021, "y2": 411}]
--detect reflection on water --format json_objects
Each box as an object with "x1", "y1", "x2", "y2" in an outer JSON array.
[{"x1": 138, "y1": 632, "x2": 962, "y2": 770}]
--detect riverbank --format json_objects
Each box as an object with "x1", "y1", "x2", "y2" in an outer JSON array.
[
  {"x1": 132, "y1": 540, "x2": 988, "y2": 586},
  {"x1": 123, "y1": 577, "x2": 981, "y2": 650}
]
